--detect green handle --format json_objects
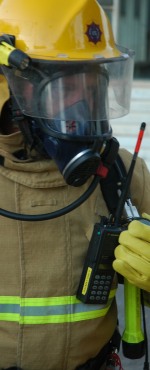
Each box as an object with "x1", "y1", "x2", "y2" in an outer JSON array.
[{"x1": 122, "y1": 279, "x2": 145, "y2": 359}]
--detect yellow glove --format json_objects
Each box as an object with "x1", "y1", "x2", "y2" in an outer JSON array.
[{"x1": 113, "y1": 215, "x2": 150, "y2": 292}]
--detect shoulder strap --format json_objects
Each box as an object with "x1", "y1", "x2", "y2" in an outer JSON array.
[{"x1": 100, "y1": 154, "x2": 127, "y2": 216}]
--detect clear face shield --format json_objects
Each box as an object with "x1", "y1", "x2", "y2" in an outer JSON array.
[
  {"x1": 1, "y1": 46, "x2": 134, "y2": 140},
  {"x1": 2, "y1": 63, "x2": 111, "y2": 141},
  {"x1": 2, "y1": 47, "x2": 134, "y2": 186}
]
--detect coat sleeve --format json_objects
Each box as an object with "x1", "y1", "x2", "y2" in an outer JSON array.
[
  {"x1": 120, "y1": 148, "x2": 150, "y2": 304},
  {"x1": 119, "y1": 148, "x2": 150, "y2": 214},
  {"x1": 143, "y1": 291, "x2": 150, "y2": 308},
  {"x1": 0, "y1": 75, "x2": 9, "y2": 111}
]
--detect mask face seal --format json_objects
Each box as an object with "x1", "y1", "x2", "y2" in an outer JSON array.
[
  {"x1": 33, "y1": 92, "x2": 108, "y2": 186},
  {"x1": 34, "y1": 67, "x2": 111, "y2": 186}
]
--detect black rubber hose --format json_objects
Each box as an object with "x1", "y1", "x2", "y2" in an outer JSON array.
[{"x1": 0, "y1": 175, "x2": 99, "y2": 221}]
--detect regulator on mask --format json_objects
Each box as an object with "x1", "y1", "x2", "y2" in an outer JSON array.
[{"x1": 43, "y1": 136, "x2": 102, "y2": 187}]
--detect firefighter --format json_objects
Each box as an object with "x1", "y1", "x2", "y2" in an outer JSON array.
[{"x1": 0, "y1": 0, "x2": 149, "y2": 369}]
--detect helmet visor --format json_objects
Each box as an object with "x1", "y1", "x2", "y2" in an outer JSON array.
[{"x1": 2, "y1": 46, "x2": 134, "y2": 139}]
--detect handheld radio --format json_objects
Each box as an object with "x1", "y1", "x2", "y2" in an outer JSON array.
[{"x1": 76, "y1": 220, "x2": 124, "y2": 304}]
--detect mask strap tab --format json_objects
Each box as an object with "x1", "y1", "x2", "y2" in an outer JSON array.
[{"x1": 96, "y1": 137, "x2": 119, "y2": 178}]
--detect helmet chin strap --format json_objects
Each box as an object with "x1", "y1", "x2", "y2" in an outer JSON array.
[
  {"x1": 18, "y1": 118, "x2": 49, "y2": 159},
  {"x1": 2, "y1": 94, "x2": 47, "y2": 159}
]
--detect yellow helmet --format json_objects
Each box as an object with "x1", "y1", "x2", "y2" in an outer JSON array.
[
  {"x1": 0, "y1": 0, "x2": 121, "y2": 61},
  {"x1": 0, "y1": 0, "x2": 135, "y2": 186},
  {"x1": 0, "y1": 0, "x2": 134, "y2": 122}
]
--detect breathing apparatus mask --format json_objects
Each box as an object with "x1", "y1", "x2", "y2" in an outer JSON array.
[{"x1": 2, "y1": 62, "x2": 113, "y2": 186}]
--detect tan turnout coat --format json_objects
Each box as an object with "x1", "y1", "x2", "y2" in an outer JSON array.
[{"x1": 0, "y1": 79, "x2": 150, "y2": 370}]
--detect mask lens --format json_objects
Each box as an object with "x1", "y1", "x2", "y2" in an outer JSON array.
[
  {"x1": 39, "y1": 70, "x2": 108, "y2": 121},
  {"x1": 40, "y1": 72, "x2": 96, "y2": 117},
  {"x1": 38, "y1": 70, "x2": 110, "y2": 138}
]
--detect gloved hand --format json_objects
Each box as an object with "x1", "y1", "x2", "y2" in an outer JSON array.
[{"x1": 113, "y1": 214, "x2": 150, "y2": 292}]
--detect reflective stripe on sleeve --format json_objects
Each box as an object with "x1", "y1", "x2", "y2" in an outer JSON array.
[{"x1": 0, "y1": 290, "x2": 116, "y2": 324}]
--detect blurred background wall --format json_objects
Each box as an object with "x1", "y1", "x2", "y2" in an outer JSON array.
[
  {"x1": 98, "y1": 4, "x2": 150, "y2": 369},
  {"x1": 98, "y1": 0, "x2": 150, "y2": 170},
  {"x1": 98, "y1": 0, "x2": 150, "y2": 78}
]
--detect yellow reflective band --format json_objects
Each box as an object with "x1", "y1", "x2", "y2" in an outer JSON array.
[
  {"x1": 0, "y1": 296, "x2": 20, "y2": 304},
  {"x1": 19, "y1": 309, "x2": 109, "y2": 324},
  {"x1": 21, "y1": 295, "x2": 81, "y2": 306},
  {"x1": 0, "y1": 290, "x2": 116, "y2": 324},
  {"x1": 0, "y1": 313, "x2": 20, "y2": 322}
]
